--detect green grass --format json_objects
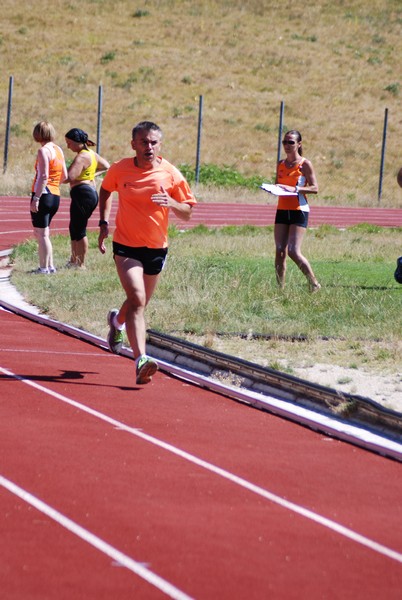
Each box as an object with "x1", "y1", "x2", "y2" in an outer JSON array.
[
  {"x1": 10, "y1": 226, "x2": 401, "y2": 349},
  {"x1": 178, "y1": 164, "x2": 266, "y2": 188}
]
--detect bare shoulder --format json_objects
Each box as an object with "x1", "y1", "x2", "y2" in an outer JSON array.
[
  {"x1": 74, "y1": 151, "x2": 91, "y2": 165},
  {"x1": 301, "y1": 157, "x2": 315, "y2": 173},
  {"x1": 93, "y1": 152, "x2": 110, "y2": 171},
  {"x1": 37, "y1": 145, "x2": 48, "y2": 157}
]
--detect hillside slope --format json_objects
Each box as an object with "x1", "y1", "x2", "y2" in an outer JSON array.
[{"x1": 1, "y1": 0, "x2": 402, "y2": 205}]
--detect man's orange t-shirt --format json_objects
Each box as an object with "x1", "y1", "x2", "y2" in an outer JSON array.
[{"x1": 101, "y1": 157, "x2": 196, "y2": 249}]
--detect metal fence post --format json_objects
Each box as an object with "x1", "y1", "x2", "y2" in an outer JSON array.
[
  {"x1": 3, "y1": 75, "x2": 13, "y2": 174},
  {"x1": 277, "y1": 100, "x2": 284, "y2": 166},
  {"x1": 378, "y1": 107, "x2": 388, "y2": 204},
  {"x1": 97, "y1": 85, "x2": 103, "y2": 153},
  {"x1": 195, "y1": 94, "x2": 203, "y2": 185}
]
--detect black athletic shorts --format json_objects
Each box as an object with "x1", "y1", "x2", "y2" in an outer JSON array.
[
  {"x1": 275, "y1": 209, "x2": 309, "y2": 228},
  {"x1": 113, "y1": 242, "x2": 168, "y2": 275},
  {"x1": 69, "y1": 184, "x2": 98, "y2": 241},
  {"x1": 30, "y1": 192, "x2": 60, "y2": 228}
]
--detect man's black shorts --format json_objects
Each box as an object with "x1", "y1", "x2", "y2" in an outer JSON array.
[
  {"x1": 275, "y1": 209, "x2": 309, "y2": 228},
  {"x1": 113, "y1": 242, "x2": 168, "y2": 275}
]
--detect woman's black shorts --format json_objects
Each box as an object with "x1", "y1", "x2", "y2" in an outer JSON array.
[
  {"x1": 69, "y1": 184, "x2": 99, "y2": 241},
  {"x1": 275, "y1": 209, "x2": 309, "y2": 228},
  {"x1": 113, "y1": 242, "x2": 168, "y2": 275},
  {"x1": 30, "y1": 192, "x2": 60, "y2": 228}
]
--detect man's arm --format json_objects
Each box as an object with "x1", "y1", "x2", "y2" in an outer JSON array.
[
  {"x1": 98, "y1": 185, "x2": 113, "y2": 254},
  {"x1": 170, "y1": 199, "x2": 193, "y2": 221},
  {"x1": 151, "y1": 186, "x2": 193, "y2": 221}
]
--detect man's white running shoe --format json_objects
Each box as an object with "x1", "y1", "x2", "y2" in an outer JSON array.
[
  {"x1": 136, "y1": 355, "x2": 158, "y2": 385},
  {"x1": 107, "y1": 309, "x2": 124, "y2": 354}
]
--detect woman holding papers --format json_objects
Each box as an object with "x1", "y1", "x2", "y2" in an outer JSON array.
[{"x1": 274, "y1": 129, "x2": 321, "y2": 292}]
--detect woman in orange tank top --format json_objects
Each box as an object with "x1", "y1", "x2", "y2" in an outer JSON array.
[
  {"x1": 30, "y1": 121, "x2": 67, "y2": 274},
  {"x1": 274, "y1": 130, "x2": 321, "y2": 292}
]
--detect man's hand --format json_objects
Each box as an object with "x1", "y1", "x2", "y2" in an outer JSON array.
[
  {"x1": 98, "y1": 223, "x2": 109, "y2": 254},
  {"x1": 151, "y1": 185, "x2": 171, "y2": 207}
]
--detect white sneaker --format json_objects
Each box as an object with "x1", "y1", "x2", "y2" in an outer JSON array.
[
  {"x1": 32, "y1": 267, "x2": 49, "y2": 275},
  {"x1": 136, "y1": 355, "x2": 158, "y2": 385},
  {"x1": 107, "y1": 309, "x2": 124, "y2": 354}
]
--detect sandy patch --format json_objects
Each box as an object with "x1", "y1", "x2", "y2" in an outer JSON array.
[
  {"x1": 180, "y1": 334, "x2": 402, "y2": 416},
  {"x1": 290, "y1": 363, "x2": 402, "y2": 414}
]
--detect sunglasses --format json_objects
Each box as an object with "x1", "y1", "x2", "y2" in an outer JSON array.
[{"x1": 282, "y1": 139, "x2": 296, "y2": 145}]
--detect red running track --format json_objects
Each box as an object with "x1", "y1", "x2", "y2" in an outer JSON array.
[
  {"x1": 1, "y1": 196, "x2": 402, "y2": 598},
  {"x1": 0, "y1": 195, "x2": 401, "y2": 252},
  {"x1": 1, "y1": 310, "x2": 402, "y2": 599}
]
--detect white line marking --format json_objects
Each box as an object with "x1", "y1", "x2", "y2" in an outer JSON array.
[
  {"x1": 1, "y1": 302, "x2": 401, "y2": 461},
  {"x1": 0, "y1": 229, "x2": 34, "y2": 235},
  {"x1": 0, "y1": 475, "x2": 193, "y2": 600},
  {"x1": 0, "y1": 348, "x2": 110, "y2": 357},
  {"x1": 2, "y1": 364, "x2": 402, "y2": 564}
]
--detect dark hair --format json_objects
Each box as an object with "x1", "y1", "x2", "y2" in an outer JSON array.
[
  {"x1": 33, "y1": 121, "x2": 56, "y2": 143},
  {"x1": 65, "y1": 128, "x2": 95, "y2": 147},
  {"x1": 132, "y1": 121, "x2": 162, "y2": 140},
  {"x1": 285, "y1": 129, "x2": 303, "y2": 155}
]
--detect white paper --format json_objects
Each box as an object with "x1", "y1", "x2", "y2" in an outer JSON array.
[{"x1": 260, "y1": 183, "x2": 296, "y2": 196}]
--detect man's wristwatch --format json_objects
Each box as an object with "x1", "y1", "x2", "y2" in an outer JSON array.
[{"x1": 98, "y1": 220, "x2": 109, "y2": 226}]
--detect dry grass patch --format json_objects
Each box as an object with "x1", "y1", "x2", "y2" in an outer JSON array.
[
  {"x1": 1, "y1": 0, "x2": 402, "y2": 205},
  {"x1": 181, "y1": 334, "x2": 401, "y2": 376}
]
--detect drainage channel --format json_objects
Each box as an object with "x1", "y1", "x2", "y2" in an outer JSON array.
[{"x1": 1, "y1": 297, "x2": 402, "y2": 462}]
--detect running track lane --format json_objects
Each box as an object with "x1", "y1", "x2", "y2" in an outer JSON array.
[
  {"x1": 0, "y1": 196, "x2": 401, "y2": 252},
  {"x1": 1, "y1": 308, "x2": 402, "y2": 599}
]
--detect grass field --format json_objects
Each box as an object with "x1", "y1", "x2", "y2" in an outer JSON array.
[
  {"x1": 10, "y1": 225, "x2": 402, "y2": 384},
  {"x1": 1, "y1": 0, "x2": 402, "y2": 205},
  {"x1": 3, "y1": 1, "x2": 402, "y2": 408}
]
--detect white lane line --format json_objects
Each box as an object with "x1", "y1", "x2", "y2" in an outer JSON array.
[
  {"x1": 0, "y1": 475, "x2": 193, "y2": 600},
  {"x1": 2, "y1": 364, "x2": 402, "y2": 565},
  {"x1": 0, "y1": 229, "x2": 34, "y2": 236},
  {"x1": 0, "y1": 348, "x2": 112, "y2": 357}
]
